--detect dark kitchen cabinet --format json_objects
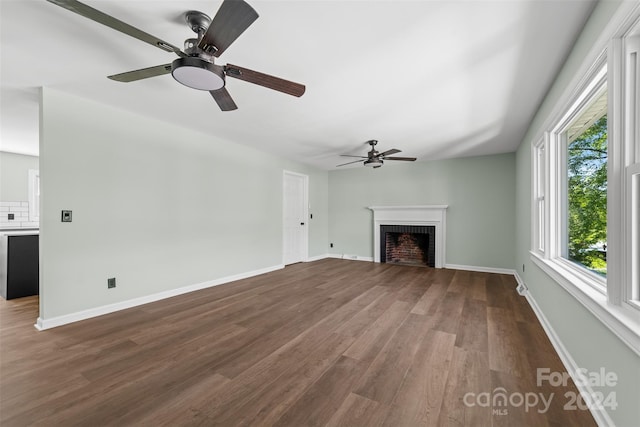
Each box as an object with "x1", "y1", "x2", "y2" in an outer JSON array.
[{"x1": 0, "y1": 233, "x2": 39, "y2": 300}]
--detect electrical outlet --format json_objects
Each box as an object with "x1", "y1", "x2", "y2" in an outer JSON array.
[
  {"x1": 330, "y1": 243, "x2": 333, "y2": 248},
  {"x1": 107, "y1": 278, "x2": 116, "y2": 289},
  {"x1": 523, "y1": 264, "x2": 525, "y2": 272}
]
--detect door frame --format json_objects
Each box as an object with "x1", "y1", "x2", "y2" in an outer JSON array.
[{"x1": 282, "y1": 170, "x2": 309, "y2": 265}]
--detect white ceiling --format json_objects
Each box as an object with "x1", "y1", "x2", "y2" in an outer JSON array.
[{"x1": 1, "y1": 0, "x2": 596, "y2": 169}]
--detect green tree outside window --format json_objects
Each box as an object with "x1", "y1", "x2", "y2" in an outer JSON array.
[{"x1": 567, "y1": 115, "x2": 608, "y2": 276}]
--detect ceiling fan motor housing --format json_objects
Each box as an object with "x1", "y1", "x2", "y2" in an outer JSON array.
[{"x1": 173, "y1": 11, "x2": 224, "y2": 92}]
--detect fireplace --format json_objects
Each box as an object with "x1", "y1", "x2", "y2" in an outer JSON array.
[
  {"x1": 381, "y1": 225, "x2": 435, "y2": 267},
  {"x1": 369, "y1": 205, "x2": 448, "y2": 268}
]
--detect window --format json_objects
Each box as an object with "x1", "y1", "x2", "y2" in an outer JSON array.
[
  {"x1": 622, "y1": 33, "x2": 640, "y2": 309},
  {"x1": 532, "y1": 139, "x2": 546, "y2": 255},
  {"x1": 565, "y1": 90, "x2": 608, "y2": 278},
  {"x1": 530, "y1": 6, "x2": 640, "y2": 354},
  {"x1": 536, "y1": 62, "x2": 608, "y2": 291}
]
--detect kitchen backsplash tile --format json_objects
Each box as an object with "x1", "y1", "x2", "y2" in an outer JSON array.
[{"x1": 0, "y1": 201, "x2": 38, "y2": 229}]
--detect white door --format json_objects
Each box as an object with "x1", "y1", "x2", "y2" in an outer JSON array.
[{"x1": 283, "y1": 171, "x2": 308, "y2": 265}]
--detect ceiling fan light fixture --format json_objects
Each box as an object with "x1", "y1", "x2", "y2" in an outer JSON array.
[
  {"x1": 171, "y1": 57, "x2": 224, "y2": 91},
  {"x1": 364, "y1": 158, "x2": 383, "y2": 167}
]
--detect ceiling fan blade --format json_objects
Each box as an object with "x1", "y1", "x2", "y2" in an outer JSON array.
[
  {"x1": 46, "y1": 0, "x2": 185, "y2": 57},
  {"x1": 198, "y1": 0, "x2": 259, "y2": 57},
  {"x1": 340, "y1": 155, "x2": 368, "y2": 158},
  {"x1": 210, "y1": 87, "x2": 238, "y2": 111},
  {"x1": 379, "y1": 148, "x2": 401, "y2": 156},
  {"x1": 108, "y1": 64, "x2": 172, "y2": 82},
  {"x1": 384, "y1": 156, "x2": 417, "y2": 161},
  {"x1": 336, "y1": 159, "x2": 364, "y2": 167},
  {"x1": 225, "y1": 64, "x2": 306, "y2": 97},
  {"x1": 373, "y1": 165, "x2": 382, "y2": 169}
]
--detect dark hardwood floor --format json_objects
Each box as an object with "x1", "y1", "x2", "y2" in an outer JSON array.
[{"x1": 0, "y1": 259, "x2": 596, "y2": 426}]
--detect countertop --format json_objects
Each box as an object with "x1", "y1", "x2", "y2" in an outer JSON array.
[{"x1": 0, "y1": 229, "x2": 39, "y2": 236}]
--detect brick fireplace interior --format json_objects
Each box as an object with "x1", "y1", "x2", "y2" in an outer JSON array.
[{"x1": 380, "y1": 225, "x2": 435, "y2": 267}]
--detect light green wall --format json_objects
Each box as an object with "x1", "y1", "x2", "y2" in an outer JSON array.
[
  {"x1": 328, "y1": 153, "x2": 515, "y2": 269},
  {"x1": 0, "y1": 151, "x2": 39, "y2": 201},
  {"x1": 515, "y1": 1, "x2": 640, "y2": 426},
  {"x1": 36, "y1": 2, "x2": 640, "y2": 421},
  {"x1": 40, "y1": 88, "x2": 327, "y2": 319}
]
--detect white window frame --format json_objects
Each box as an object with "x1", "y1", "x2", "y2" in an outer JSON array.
[
  {"x1": 531, "y1": 136, "x2": 547, "y2": 256},
  {"x1": 530, "y1": 3, "x2": 640, "y2": 356},
  {"x1": 28, "y1": 169, "x2": 39, "y2": 223},
  {"x1": 628, "y1": 163, "x2": 640, "y2": 309},
  {"x1": 549, "y1": 63, "x2": 608, "y2": 292},
  {"x1": 618, "y1": 32, "x2": 640, "y2": 311}
]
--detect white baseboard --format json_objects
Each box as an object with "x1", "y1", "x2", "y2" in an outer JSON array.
[
  {"x1": 327, "y1": 253, "x2": 374, "y2": 262},
  {"x1": 519, "y1": 283, "x2": 615, "y2": 427},
  {"x1": 444, "y1": 263, "x2": 516, "y2": 275},
  {"x1": 34, "y1": 264, "x2": 284, "y2": 331},
  {"x1": 315, "y1": 257, "x2": 515, "y2": 271},
  {"x1": 306, "y1": 253, "x2": 331, "y2": 262}
]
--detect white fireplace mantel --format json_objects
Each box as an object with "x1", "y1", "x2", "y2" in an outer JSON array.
[{"x1": 368, "y1": 205, "x2": 448, "y2": 267}]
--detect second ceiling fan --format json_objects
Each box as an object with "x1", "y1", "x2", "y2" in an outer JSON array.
[
  {"x1": 337, "y1": 140, "x2": 417, "y2": 168},
  {"x1": 46, "y1": 0, "x2": 306, "y2": 111}
]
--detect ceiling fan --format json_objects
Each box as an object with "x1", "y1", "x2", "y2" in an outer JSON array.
[
  {"x1": 45, "y1": 0, "x2": 305, "y2": 111},
  {"x1": 337, "y1": 140, "x2": 417, "y2": 168}
]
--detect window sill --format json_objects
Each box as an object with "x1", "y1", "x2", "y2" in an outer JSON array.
[{"x1": 530, "y1": 251, "x2": 640, "y2": 357}]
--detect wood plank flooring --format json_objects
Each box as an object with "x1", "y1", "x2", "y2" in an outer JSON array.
[{"x1": 0, "y1": 259, "x2": 596, "y2": 426}]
